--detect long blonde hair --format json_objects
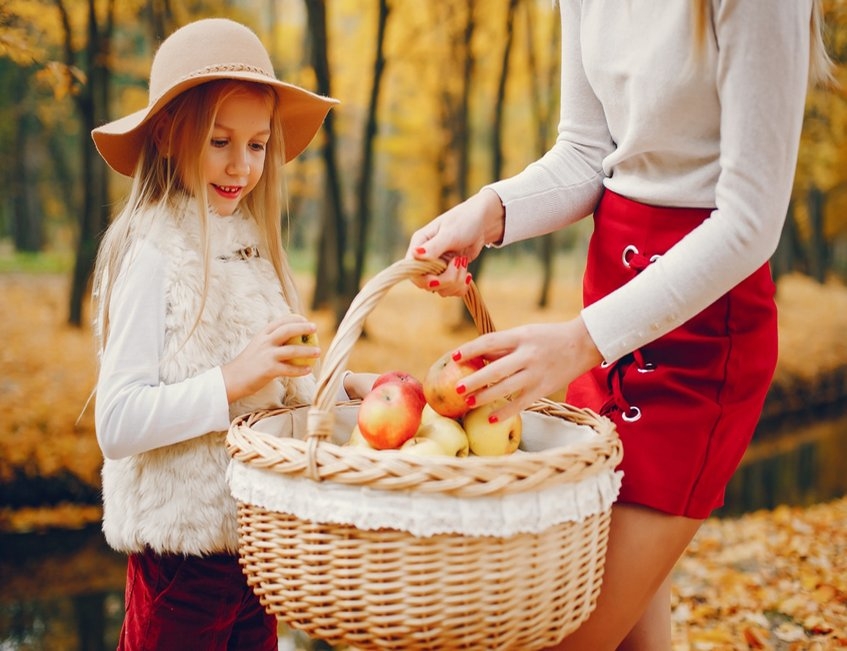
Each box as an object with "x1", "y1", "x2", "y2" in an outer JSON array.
[
  {"x1": 92, "y1": 79, "x2": 302, "y2": 355},
  {"x1": 692, "y1": 0, "x2": 834, "y2": 86}
]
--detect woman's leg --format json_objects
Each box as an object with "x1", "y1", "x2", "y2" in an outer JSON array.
[
  {"x1": 545, "y1": 503, "x2": 702, "y2": 651},
  {"x1": 618, "y1": 574, "x2": 673, "y2": 651}
]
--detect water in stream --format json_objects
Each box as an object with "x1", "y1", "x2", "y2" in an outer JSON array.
[{"x1": 2, "y1": 407, "x2": 846, "y2": 650}]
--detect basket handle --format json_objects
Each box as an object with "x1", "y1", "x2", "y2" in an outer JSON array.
[{"x1": 305, "y1": 258, "x2": 494, "y2": 460}]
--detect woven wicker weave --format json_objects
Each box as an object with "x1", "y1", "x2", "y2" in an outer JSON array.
[{"x1": 226, "y1": 258, "x2": 623, "y2": 651}]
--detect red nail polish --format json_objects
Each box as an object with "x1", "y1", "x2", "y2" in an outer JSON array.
[
  {"x1": 415, "y1": 247, "x2": 426, "y2": 255},
  {"x1": 456, "y1": 384, "x2": 466, "y2": 395},
  {"x1": 465, "y1": 395, "x2": 476, "y2": 407},
  {"x1": 488, "y1": 414, "x2": 499, "y2": 424},
  {"x1": 452, "y1": 350, "x2": 462, "y2": 361},
  {"x1": 465, "y1": 274, "x2": 472, "y2": 285},
  {"x1": 428, "y1": 279, "x2": 440, "y2": 288}
]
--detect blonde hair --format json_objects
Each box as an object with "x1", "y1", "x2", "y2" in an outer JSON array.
[
  {"x1": 692, "y1": 0, "x2": 834, "y2": 86},
  {"x1": 92, "y1": 79, "x2": 303, "y2": 355}
]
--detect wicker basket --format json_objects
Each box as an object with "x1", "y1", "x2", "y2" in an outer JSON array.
[{"x1": 226, "y1": 258, "x2": 623, "y2": 651}]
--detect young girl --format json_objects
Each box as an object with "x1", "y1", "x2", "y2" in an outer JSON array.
[
  {"x1": 91, "y1": 18, "x2": 369, "y2": 649},
  {"x1": 407, "y1": 1, "x2": 832, "y2": 649}
]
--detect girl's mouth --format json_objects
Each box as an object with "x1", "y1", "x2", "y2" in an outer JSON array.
[{"x1": 213, "y1": 184, "x2": 243, "y2": 199}]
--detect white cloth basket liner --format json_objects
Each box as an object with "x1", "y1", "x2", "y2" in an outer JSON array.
[{"x1": 227, "y1": 404, "x2": 622, "y2": 538}]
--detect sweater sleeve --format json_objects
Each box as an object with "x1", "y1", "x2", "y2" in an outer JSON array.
[
  {"x1": 94, "y1": 240, "x2": 232, "y2": 460},
  {"x1": 485, "y1": 0, "x2": 613, "y2": 244},
  {"x1": 581, "y1": 0, "x2": 811, "y2": 362}
]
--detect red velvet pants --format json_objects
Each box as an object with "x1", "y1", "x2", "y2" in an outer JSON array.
[
  {"x1": 117, "y1": 548, "x2": 276, "y2": 650},
  {"x1": 567, "y1": 190, "x2": 778, "y2": 518}
]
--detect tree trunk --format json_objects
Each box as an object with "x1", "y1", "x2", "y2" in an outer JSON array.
[
  {"x1": 61, "y1": 0, "x2": 114, "y2": 326},
  {"x1": 350, "y1": 0, "x2": 391, "y2": 304},
  {"x1": 305, "y1": 0, "x2": 347, "y2": 324}
]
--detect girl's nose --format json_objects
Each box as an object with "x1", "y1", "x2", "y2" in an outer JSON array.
[{"x1": 227, "y1": 151, "x2": 250, "y2": 176}]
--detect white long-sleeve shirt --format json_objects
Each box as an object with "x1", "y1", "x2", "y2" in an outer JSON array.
[{"x1": 489, "y1": 0, "x2": 811, "y2": 363}]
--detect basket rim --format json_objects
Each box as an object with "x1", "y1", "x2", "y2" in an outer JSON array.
[{"x1": 226, "y1": 397, "x2": 623, "y2": 498}]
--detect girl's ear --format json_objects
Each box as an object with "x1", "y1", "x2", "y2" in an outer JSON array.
[{"x1": 151, "y1": 114, "x2": 174, "y2": 158}]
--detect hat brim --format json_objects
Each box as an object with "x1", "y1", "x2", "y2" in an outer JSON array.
[{"x1": 92, "y1": 72, "x2": 338, "y2": 177}]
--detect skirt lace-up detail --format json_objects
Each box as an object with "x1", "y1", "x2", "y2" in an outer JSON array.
[{"x1": 598, "y1": 244, "x2": 660, "y2": 423}]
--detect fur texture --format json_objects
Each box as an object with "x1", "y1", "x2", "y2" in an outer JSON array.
[{"x1": 101, "y1": 200, "x2": 315, "y2": 555}]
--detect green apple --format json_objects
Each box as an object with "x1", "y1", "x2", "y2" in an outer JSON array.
[
  {"x1": 400, "y1": 436, "x2": 447, "y2": 456},
  {"x1": 463, "y1": 398, "x2": 522, "y2": 456},
  {"x1": 415, "y1": 415, "x2": 469, "y2": 457}
]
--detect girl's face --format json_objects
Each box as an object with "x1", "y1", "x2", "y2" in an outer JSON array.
[{"x1": 200, "y1": 90, "x2": 272, "y2": 216}]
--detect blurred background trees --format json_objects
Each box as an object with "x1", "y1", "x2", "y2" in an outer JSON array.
[{"x1": 0, "y1": 0, "x2": 845, "y2": 327}]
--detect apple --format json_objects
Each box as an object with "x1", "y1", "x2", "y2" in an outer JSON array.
[
  {"x1": 373, "y1": 371, "x2": 425, "y2": 411},
  {"x1": 346, "y1": 425, "x2": 376, "y2": 450},
  {"x1": 463, "y1": 398, "x2": 522, "y2": 456},
  {"x1": 423, "y1": 351, "x2": 485, "y2": 419},
  {"x1": 285, "y1": 331, "x2": 320, "y2": 367},
  {"x1": 419, "y1": 403, "x2": 441, "y2": 426},
  {"x1": 415, "y1": 415, "x2": 469, "y2": 457},
  {"x1": 399, "y1": 436, "x2": 446, "y2": 456},
  {"x1": 357, "y1": 381, "x2": 425, "y2": 450}
]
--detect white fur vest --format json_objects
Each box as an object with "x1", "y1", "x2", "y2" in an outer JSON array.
[{"x1": 101, "y1": 201, "x2": 315, "y2": 555}]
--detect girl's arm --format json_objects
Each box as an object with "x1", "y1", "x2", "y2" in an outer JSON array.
[{"x1": 94, "y1": 240, "x2": 231, "y2": 460}]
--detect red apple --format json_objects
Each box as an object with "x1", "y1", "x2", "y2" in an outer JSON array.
[
  {"x1": 423, "y1": 351, "x2": 485, "y2": 419},
  {"x1": 372, "y1": 371, "x2": 425, "y2": 411},
  {"x1": 357, "y1": 381, "x2": 425, "y2": 450}
]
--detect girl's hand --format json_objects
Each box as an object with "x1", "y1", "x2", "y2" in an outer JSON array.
[
  {"x1": 450, "y1": 317, "x2": 604, "y2": 423},
  {"x1": 342, "y1": 372, "x2": 379, "y2": 400},
  {"x1": 406, "y1": 188, "x2": 505, "y2": 297},
  {"x1": 221, "y1": 314, "x2": 320, "y2": 403}
]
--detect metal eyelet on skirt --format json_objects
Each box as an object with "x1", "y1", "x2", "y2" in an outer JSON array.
[
  {"x1": 622, "y1": 405, "x2": 642, "y2": 422},
  {"x1": 622, "y1": 244, "x2": 638, "y2": 268}
]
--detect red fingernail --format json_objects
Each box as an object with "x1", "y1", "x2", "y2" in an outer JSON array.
[
  {"x1": 488, "y1": 414, "x2": 499, "y2": 424},
  {"x1": 428, "y1": 279, "x2": 440, "y2": 288},
  {"x1": 465, "y1": 274, "x2": 472, "y2": 285},
  {"x1": 452, "y1": 350, "x2": 462, "y2": 361},
  {"x1": 465, "y1": 395, "x2": 476, "y2": 407},
  {"x1": 456, "y1": 384, "x2": 467, "y2": 395},
  {"x1": 415, "y1": 247, "x2": 426, "y2": 255},
  {"x1": 453, "y1": 257, "x2": 461, "y2": 269},
  {"x1": 462, "y1": 256, "x2": 469, "y2": 267}
]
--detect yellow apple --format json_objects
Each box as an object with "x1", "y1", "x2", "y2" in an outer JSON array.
[
  {"x1": 463, "y1": 398, "x2": 522, "y2": 456},
  {"x1": 346, "y1": 425, "x2": 376, "y2": 450},
  {"x1": 399, "y1": 436, "x2": 446, "y2": 456},
  {"x1": 285, "y1": 331, "x2": 320, "y2": 367},
  {"x1": 357, "y1": 381, "x2": 425, "y2": 450},
  {"x1": 423, "y1": 351, "x2": 485, "y2": 419},
  {"x1": 415, "y1": 416, "x2": 469, "y2": 457}
]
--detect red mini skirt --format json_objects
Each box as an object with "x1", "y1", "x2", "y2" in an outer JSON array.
[{"x1": 567, "y1": 189, "x2": 778, "y2": 519}]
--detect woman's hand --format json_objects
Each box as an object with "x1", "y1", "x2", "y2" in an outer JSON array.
[
  {"x1": 406, "y1": 188, "x2": 505, "y2": 297},
  {"x1": 450, "y1": 317, "x2": 604, "y2": 423},
  {"x1": 221, "y1": 314, "x2": 320, "y2": 403}
]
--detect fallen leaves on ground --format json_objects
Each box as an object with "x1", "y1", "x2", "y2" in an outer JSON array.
[{"x1": 672, "y1": 498, "x2": 847, "y2": 650}]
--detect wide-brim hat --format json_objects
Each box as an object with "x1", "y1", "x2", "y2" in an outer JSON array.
[{"x1": 92, "y1": 18, "x2": 338, "y2": 177}]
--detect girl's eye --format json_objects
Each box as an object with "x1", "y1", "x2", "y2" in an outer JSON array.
[
  {"x1": 250, "y1": 141, "x2": 267, "y2": 152},
  {"x1": 210, "y1": 138, "x2": 228, "y2": 148}
]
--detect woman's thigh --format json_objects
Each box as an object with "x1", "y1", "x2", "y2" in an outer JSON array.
[{"x1": 544, "y1": 503, "x2": 702, "y2": 651}]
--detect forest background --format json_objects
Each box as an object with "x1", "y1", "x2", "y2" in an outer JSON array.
[
  {"x1": 2, "y1": 0, "x2": 847, "y2": 320},
  {"x1": 2, "y1": 1, "x2": 847, "y2": 648}
]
